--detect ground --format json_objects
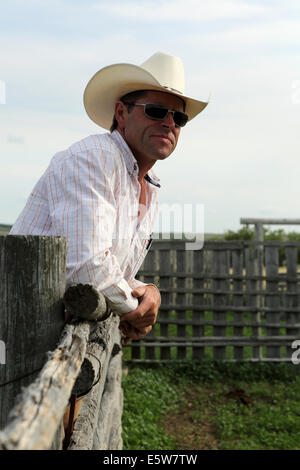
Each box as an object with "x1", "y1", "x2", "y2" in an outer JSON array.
[{"x1": 162, "y1": 386, "x2": 218, "y2": 450}]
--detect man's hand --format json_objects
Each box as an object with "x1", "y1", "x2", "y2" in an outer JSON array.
[{"x1": 119, "y1": 285, "x2": 161, "y2": 344}]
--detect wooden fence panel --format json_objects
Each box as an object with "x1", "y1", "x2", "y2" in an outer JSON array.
[{"x1": 130, "y1": 240, "x2": 300, "y2": 363}]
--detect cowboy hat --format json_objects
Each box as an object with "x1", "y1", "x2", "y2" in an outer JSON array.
[{"x1": 83, "y1": 51, "x2": 209, "y2": 130}]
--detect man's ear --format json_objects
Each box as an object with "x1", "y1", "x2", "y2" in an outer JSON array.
[{"x1": 114, "y1": 101, "x2": 127, "y2": 130}]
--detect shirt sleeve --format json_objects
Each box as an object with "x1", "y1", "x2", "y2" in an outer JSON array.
[
  {"x1": 46, "y1": 148, "x2": 138, "y2": 315},
  {"x1": 128, "y1": 278, "x2": 160, "y2": 294}
]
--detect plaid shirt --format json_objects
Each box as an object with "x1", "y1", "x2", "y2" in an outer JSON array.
[{"x1": 10, "y1": 130, "x2": 161, "y2": 314}]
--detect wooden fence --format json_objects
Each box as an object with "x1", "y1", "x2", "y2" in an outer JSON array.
[
  {"x1": 2, "y1": 236, "x2": 300, "y2": 448},
  {"x1": 125, "y1": 240, "x2": 300, "y2": 363},
  {"x1": 0, "y1": 236, "x2": 122, "y2": 450}
]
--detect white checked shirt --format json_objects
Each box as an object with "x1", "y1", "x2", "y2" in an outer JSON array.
[{"x1": 10, "y1": 130, "x2": 161, "y2": 314}]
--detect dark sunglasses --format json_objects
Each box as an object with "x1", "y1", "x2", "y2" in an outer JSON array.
[{"x1": 123, "y1": 102, "x2": 189, "y2": 127}]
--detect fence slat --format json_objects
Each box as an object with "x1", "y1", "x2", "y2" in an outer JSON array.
[
  {"x1": 212, "y1": 250, "x2": 229, "y2": 359},
  {"x1": 232, "y1": 249, "x2": 244, "y2": 360},
  {"x1": 143, "y1": 250, "x2": 158, "y2": 361},
  {"x1": 265, "y1": 246, "x2": 281, "y2": 359},
  {"x1": 192, "y1": 250, "x2": 204, "y2": 359},
  {"x1": 245, "y1": 247, "x2": 262, "y2": 359},
  {"x1": 176, "y1": 250, "x2": 187, "y2": 359},
  {"x1": 159, "y1": 250, "x2": 172, "y2": 360}
]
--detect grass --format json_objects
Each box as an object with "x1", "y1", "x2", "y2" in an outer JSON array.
[{"x1": 122, "y1": 361, "x2": 300, "y2": 450}]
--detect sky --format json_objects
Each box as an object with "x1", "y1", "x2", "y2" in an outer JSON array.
[{"x1": 0, "y1": 0, "x2": 300, "y2": 234}]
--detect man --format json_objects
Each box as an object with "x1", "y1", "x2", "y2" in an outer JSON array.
[{"x1": 10, "y1": 51, "x2": 208, "y2": 343}]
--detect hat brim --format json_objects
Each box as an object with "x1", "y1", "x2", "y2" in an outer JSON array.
[{"x1": 83, "y1": 63, "x2": 209, "y2": 130}]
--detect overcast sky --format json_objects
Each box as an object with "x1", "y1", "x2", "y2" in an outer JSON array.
[{"x1": 1, "y1": 0, "x2": 300, "y2": 234}]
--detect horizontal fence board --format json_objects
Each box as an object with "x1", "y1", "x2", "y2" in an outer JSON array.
[
  {"x1": 151, "y1": 240, "x2": 300, "y2": 249},
  {"x1": 158, "y1": 304, "x2": 300, "y2": 313},
  {"x1": 155, "y1": 318, "x2": 300, "y2": 328},
  {"x1": 138, "y1": 271, "x2": 300, "y2": 282},
  {"x1": 157, "y1": 288, "x2": 300, "y2": 296},
  {"x1": 126, "y1": 358, "x2": 296, "y2": 363},
  {"x1": 131, "y1": 335, "x2": 297, "y2": 343},
  {"x1": 129, "y1": 341, "x2": 294, "y2": 348}
]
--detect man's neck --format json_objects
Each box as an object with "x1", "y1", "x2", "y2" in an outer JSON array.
[
  {"x1": 137, "y1": 160, "x2": 154, "y2": 183},
  {"x1": 116, "y1": 128, "x2": 156, "y2": 183}
]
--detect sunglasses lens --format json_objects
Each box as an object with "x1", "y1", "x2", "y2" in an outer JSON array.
[
  {"x1": 174, "y1": 111, "x2": 188, "y2": 127},
  {"x1": 145, "y1": 104, "x2": 168, "y2": 120},
  {"x1": 144, "y1": 104, "x2": 188, "y2": 127}
]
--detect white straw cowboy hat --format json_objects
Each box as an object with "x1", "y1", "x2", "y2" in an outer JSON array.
[{"x1": 83, "y1": 51, "x2": 209, "y2": 130}]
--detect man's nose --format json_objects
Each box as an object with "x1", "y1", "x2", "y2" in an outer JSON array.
[{"x1": 162, "y1": 111, "x2": 176, "y2": 128}]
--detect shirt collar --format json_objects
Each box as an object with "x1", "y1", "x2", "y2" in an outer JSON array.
[{"x1": 110, "y1": 130, "x2": 161, "y2": 188}]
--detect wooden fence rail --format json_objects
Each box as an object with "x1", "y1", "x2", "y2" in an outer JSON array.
[
  {"x1": 125, "y1": 240, "x2": 300, "y2": 363},
  {"x1": 0, "y1": 236, "x2": 123, "y2": 450}
]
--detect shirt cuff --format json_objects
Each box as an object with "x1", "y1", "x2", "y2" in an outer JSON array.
[
  {"x1": 128, "y1": 278, "x2": 161, "y2": 301},
  {"x1": 102, "y1": 278, "x2": 139, "y2": 315}
]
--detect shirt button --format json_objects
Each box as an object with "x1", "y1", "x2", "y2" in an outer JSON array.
[{"x1": 133, "y1": 164, "x2": 137, "y2": 171}]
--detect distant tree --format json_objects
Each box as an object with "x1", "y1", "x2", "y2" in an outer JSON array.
[
  {"x1": 222, "y1": 226, "x2": 300, "y2": 265},
  {"x1": 223, "y1": 225, "x2": 255, "y2": 241}
]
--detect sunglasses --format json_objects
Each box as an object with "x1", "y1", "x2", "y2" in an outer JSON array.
[{"x1": 123, "y1": 102, "x2": 189, "y2": 127}]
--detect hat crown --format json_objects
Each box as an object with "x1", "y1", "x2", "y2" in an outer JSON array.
[{"x1": 140, "y1": 52, "x2": 185, "y2": 95}]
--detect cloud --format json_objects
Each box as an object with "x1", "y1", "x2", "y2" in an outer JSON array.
[
  {"x1": 182, "y1": 19, "x2": 300, "y2": 57},
  {"x1": 93, "y1": 0, "x2": 267, "y2": 22}
]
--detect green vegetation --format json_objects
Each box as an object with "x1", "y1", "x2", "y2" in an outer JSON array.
[
  {"x1": 122, "y1": 361, "x2": 300, "y2": 450},
  {"x1": 219, "y1": 226, "x2": 300, "y2": 265}
]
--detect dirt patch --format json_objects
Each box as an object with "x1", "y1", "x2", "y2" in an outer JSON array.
[{"x1": 161, "y1": 386, "x2": 218, "y2": 450}]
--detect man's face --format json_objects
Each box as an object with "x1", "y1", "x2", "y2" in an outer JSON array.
[{"x1": 116, "y1": 91, "x2": 185, "y2": 163}]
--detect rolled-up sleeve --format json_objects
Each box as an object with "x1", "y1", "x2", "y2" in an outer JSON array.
[{"x1": 46, "y1": 148, "x2": 138, "y2": 314}]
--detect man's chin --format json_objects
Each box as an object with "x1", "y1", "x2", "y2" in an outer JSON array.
[{"x1": 151, "y1": 145, "x2": 174, "y2": 160}]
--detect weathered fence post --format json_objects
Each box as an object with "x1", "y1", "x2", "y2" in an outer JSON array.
[{"x1": 0, "y1": 235, "x2": 66, "y2": 429}]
